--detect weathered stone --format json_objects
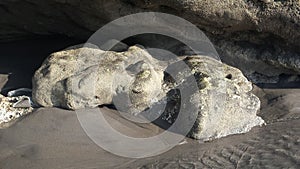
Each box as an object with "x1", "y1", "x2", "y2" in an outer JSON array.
[
  {"x1": 213, "y1": 39, "x2": 300, "y2": 83},
  {"x1": 0, "y1": 74, "x2": 8, "y2": 90},
  {"x1": 153, "y1": 55, "x2": 264, "y2": 140},
  {"x1": 0, "y1": 94, "x2": 33, "y2": 128},
  {"x1": 33, "y1": 44, "x2": 264, "y2": 140},
  {"x1": 1, "y1": 0, "x2": 300, "y2": 83},
  {"x1": 184, "y1": 56, "x2": 264, "y2": 140},
  {"x1": 0, "y1": 0, "x2": 299, "y2": 46},
  {"x1": 12, "y1": 96, "x2": 31, "y2": 108},
  {"x1": 32, "y1": 44, "x2": 164, "y2": 111}
]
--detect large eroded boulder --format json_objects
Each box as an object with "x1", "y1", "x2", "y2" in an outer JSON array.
[
  {"x1": 162, "y1": 56, "x2": 265, "y2": 140},
  {"x1": 33, "y1": 44, "x2": 264, "y2": 140},
  {"x1": 33, "y1": 44, "x2": 164, "y2": 111}
]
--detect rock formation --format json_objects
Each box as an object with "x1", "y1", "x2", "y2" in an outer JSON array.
[
  {"x1": 1, "y1": 0, "x2": 300, "y2": 84},
  {"x1": 32, "y1": 44, "x2": 264, "y2": 140},
  {"x1": 32, "y1": 44, "x2": 165, "y2": 112},
  {"x1": 0, "y1": 94, "x2": 33, "y2": 128},
  {"x1": 171, "y1": 56, "x2": 265, "y2": 140}
]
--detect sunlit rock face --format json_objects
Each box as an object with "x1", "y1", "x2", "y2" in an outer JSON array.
[
  {"x1": 181, "y1": 56, "x2": 265, "y2": 140},
  {"x1": 32, "y1": 44, "x2": 264, "y2": 140},
  {"x1": 32, "y1": 44, "x2": 164, "y2": 111}
]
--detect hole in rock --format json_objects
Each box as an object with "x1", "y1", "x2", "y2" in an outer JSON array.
[
  {"x1": 0, "y1": 35, "x2": 84, "y2": 95},
  {"x1": 225, "y1": 74, "x2": 233, "y2": 79}
]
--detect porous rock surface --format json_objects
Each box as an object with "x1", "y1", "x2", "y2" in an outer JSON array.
[
  {"x1": 33, "y1": 44, "x2": 165, "y2": 112},
  {"x1": 33, "y1": 45, "x2": 264, "y2": 140},
  {"x1": 0, "y1": 94, "x2": 33, "y2": 128},
  {"x1": 179, "y1": 56, "x2": 264, "y2": 140}
]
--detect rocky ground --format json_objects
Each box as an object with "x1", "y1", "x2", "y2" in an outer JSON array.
[
  {"x1": 0, "y1": 37, "x2": 299, "y2": 169},
  {"x1": 0, "y1": 0, "x2": 299, "y2": 168},
  {"x1": 0, "y1": 94, "x2": 33, "y2": 128}
]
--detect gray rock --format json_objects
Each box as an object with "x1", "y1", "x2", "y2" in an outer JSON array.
[
  {"x1": 0, "y1": 94, "x2": 34, "y2": 128},
  {"x1": 214, "y1": 39, "x2": 300, "y2": 83},
  {"x1": 154, "y1": 55, "x2": 264, "y2": 140},
  {"x1": 0, "y1": 0, "x2": 299, "y2": 83},
  {"x1": 12, "y1": 96, "x2": 31, "y2": 108},
  {"x1": 33, "y1": 44, "x2": 164, "y2": 111},
  {"x1": 0, "y1": 74, "x2": 8, "y2": 91},
  {"x1": 0, "y1": 0, "x2": 299, "y2": 46},
  {"x1": 184, "y1": 56, "x2": 264, "y2": 140},
  {"x1": 33, "y1": 45, "x2": 264, "y2": 140}
]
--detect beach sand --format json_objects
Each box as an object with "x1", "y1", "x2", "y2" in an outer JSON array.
[{"x1": 0, "y1": 38, "x2": 299, "y2": 169}]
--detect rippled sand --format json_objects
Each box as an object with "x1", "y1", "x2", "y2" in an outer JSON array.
[{"x1": 0, "y1": 87, "x2": 299, "y2": 169}]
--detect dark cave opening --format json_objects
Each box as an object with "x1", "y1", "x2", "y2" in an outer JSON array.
[{"x1": 0, "y1": 35, "x2": 84, "y2": 95}]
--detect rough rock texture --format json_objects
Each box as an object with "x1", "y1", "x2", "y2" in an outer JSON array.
[
  {"x1": 157, "y1": 56, "x2": 264, "y2": 140},
  {"x1": 33, "y1": 45, "x2": 264, "y2": 140},
  {"x1": 0, "y1": 94, "x2": 33, "y2": 128},
  {"x1": 184, "y1": 56, "x2": 264, "y2": 140},
  {"x1": 1, "y1": 0, "x2": 300, "y2": 83},
  {"x1": 33, "y1": 44, "x2": 165, "y2": 111}
]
